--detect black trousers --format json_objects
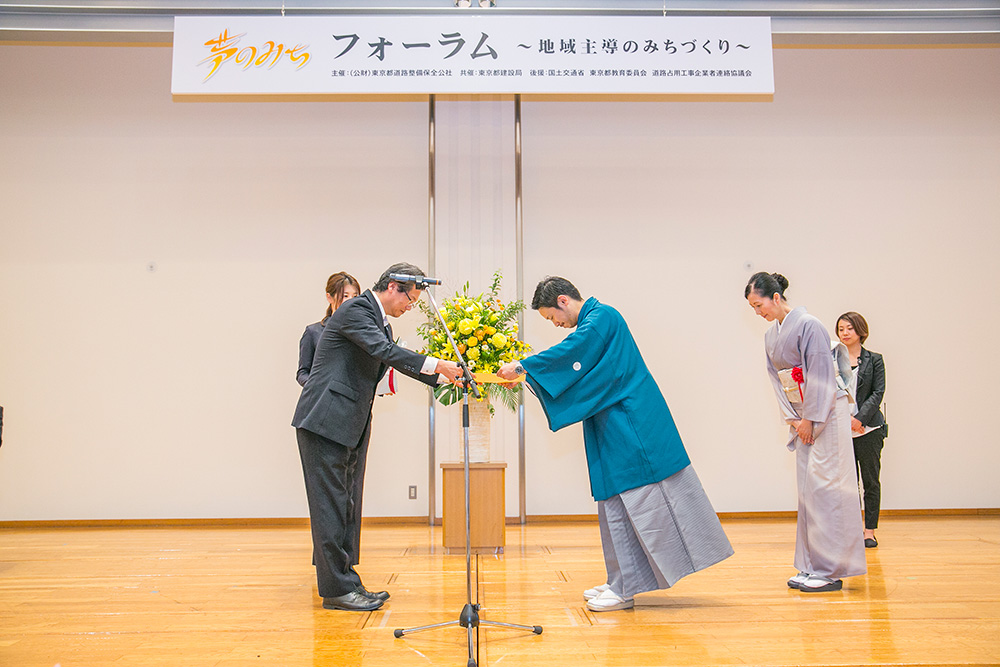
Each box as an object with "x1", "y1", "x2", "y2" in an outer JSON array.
[
  {"x1": 853, "y1": 429, "x2": 885, "y2": 530},
  {"x1": 296, "y1": 423, "x2": 371, "y2": 598}
]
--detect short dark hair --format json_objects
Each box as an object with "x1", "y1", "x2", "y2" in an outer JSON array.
[
  {"x1": 374, "y1": 263, "x2": 426, "y2": 293},
  {"x1": 837, "y1": 311, "x2": 870, "y2": 344},
  {"x1": 531, "y1": 276, "x2": 582, "y2": 310},
  {"x1": 744, "y1": 272, "x2": 789, "y2": 301}
]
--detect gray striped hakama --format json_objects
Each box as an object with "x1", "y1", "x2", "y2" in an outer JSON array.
[{"x1": 599, "y1": 465, "x2": 734, "y2": 599}]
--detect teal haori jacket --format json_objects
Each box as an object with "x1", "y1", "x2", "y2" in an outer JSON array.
[{"x1": 521, "y1": 297, "x2": 690, "y2": 502}]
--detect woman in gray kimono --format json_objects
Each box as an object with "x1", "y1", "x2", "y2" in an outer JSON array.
[{"x1": 745, "y1": 272, "x2": 866, "y2": 592}]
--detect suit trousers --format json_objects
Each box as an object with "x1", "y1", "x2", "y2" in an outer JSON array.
[
  {"x1": 853, "y1": 428, "x2": 885, "y2": 530},
  {"x1": 296, "y1": 423, "x2": 372, "y2": 598},
  {"x1": 307, "y1": 434, "x2": 369, "y2": 569}
]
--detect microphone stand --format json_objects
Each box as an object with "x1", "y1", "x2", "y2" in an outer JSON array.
[{"x1": 394, "y1": 280, "x2": 542, "y2": 667}]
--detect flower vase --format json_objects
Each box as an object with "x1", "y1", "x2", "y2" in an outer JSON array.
[{"x1": 460, "y1": 396, "x2": 492, "y2": 463}]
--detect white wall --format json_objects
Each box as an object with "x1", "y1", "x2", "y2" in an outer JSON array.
[
  {"x1": 0, "y1": 45, "x2": 433, "y2": 519},
  {"x1": 1, "y1": 44, "x2": 998, "y2": 520},
  {"x1": 520, "y1": 46, "x2": 1000, "y2": 512}
]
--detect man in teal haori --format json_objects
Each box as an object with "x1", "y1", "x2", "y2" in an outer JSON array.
[{"x1": 498, "y1": 276, "x2": 733, "y2": 612}]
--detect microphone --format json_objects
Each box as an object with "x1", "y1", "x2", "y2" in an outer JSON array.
[{"x1": 388, "y1": 273, "x2": 442, "y2": 286}]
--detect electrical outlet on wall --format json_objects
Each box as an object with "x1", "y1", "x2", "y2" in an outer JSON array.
[{"x1": 408, "y1": 485, "x2": 417, "y2": 500}]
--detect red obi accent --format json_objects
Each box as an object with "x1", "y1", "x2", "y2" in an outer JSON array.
[{"x1": 790, "y1": 366, "x2": 804, "y2": 401}]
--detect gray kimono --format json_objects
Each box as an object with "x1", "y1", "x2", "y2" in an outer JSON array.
[{"x1": 763, "y1": 307, "x2": 867, "y2": 580}]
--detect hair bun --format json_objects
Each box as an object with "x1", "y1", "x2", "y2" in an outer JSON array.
[{"x1": 771, "y1": 273, "x2": 789, "y2": 291}]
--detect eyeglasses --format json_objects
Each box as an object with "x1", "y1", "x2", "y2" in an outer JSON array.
[{"x1": 403, "y1": 290, "x2": 417, "y2": 305}]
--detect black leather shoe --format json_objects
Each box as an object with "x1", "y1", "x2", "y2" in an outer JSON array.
[
  {"x1": 322, "y1": 590, "x2": 384, "y2": 611},
  {"x1": 864, "y1": 537, "x2": 878, "y2": 548},
  {"x1": 358, "y1": 586, "x2": 390, "y2": 601}
]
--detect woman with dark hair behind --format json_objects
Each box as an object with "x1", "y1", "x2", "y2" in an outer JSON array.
[
  {"x1": 746, "y1": 272, "x2": 866, "y2": 592},
  {"x1": 297, "y1": 272, "x2": 361, "y2": 386},
  {"x1": 836, "y1": 311, "x2": 887, "y2": 548}
]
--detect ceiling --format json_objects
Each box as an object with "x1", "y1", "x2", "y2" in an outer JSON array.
[{"x1": 1, "y1": 1, "x2": 998, "y2": 45}]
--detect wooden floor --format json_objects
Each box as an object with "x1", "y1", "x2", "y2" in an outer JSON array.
[{"x1": 1, "y1": 517, "x2": 998, "y2": 666}]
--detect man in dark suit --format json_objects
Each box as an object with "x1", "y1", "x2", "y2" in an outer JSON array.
[{"x1": 292, "y1": 263, "x2": 463, "y2": 611}]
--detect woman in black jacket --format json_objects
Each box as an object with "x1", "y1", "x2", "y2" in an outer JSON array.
[
  {"x1": 836, "y1": 311, "x2": 887, "y2": 548},
  {"x1": 297, "y1": 272, "x2": 361, "y2": 386}
]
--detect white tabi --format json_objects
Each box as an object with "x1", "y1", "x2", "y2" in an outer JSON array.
[{"x1": 764, "y1": 307, "x2": 866, "y2": 581}]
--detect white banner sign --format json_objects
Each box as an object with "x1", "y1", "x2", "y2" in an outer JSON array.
[{"x1": 172, "y1": 15, "x2": 773, "y2": 96}]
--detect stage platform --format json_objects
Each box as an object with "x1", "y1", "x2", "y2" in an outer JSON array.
[{"x1": 1, "y1": 516, "x2": 997, "y2": 666}]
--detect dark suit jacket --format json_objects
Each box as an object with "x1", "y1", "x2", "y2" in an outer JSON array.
[
  {"x1": 854, "y1": 347, "x2": 886, "y2": 429},
  {"x1": 291, "y1": 290, "x2": 438, "y2": 447},
  {"x1": 296, "y1": 319, "x2": 325, "y2": 387}
]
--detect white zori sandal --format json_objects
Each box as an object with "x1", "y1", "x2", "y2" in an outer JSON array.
[
  {"x1": 583, "y1": 583, "x2": 611, "y2": 600},
  {"x1": 586, "y1": 588, "x2": 634, "y2": 612}
]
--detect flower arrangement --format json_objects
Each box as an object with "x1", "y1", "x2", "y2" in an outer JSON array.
[{"x1": 417, "y1": 270, "x2": 530, "y2": 413}]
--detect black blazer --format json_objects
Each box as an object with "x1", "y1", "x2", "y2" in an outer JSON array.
[
  {"x1": 854, "y1": 347, "x2": 886, "y2": 429},
  {"x1": 291, "y1": 290, "x2": 438, "y2": 447},
  {"x1": 296, "y1": 319, "x2": 325, "y2": 387}
]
